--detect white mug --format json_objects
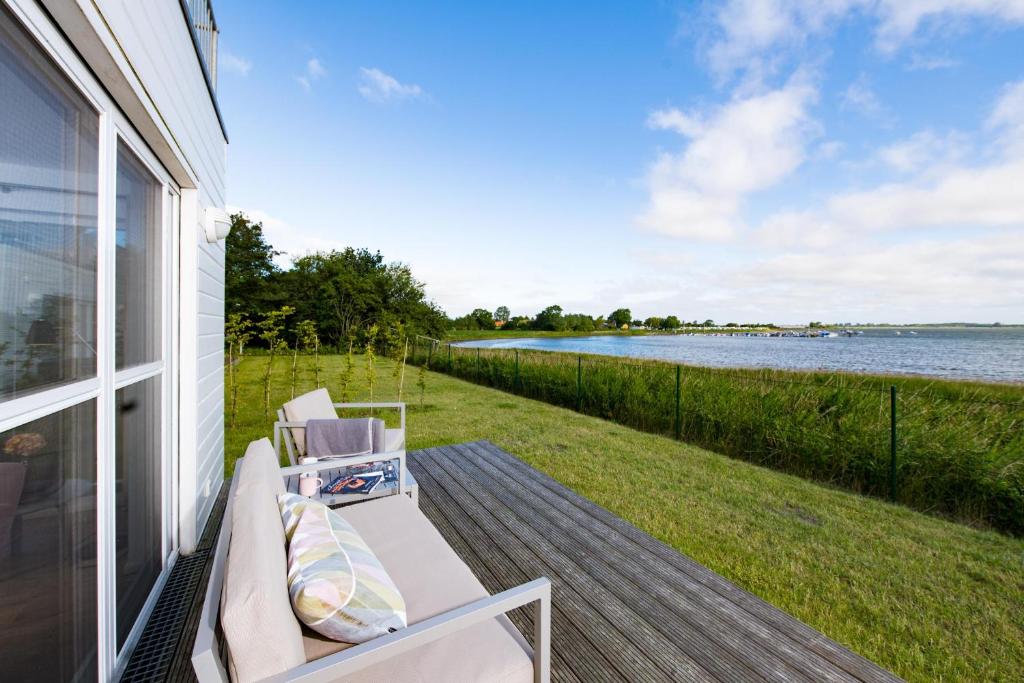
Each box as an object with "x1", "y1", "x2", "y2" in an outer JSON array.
[{"x1": 299, "y1": 473, "x2": 324, "y2": 497}]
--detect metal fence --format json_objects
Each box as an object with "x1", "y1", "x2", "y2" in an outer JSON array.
[{"x1": 409, "y1": 338, "x2": 1024, "y2": 536}]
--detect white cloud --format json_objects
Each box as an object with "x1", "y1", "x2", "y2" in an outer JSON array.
[
  {"x1": 638, "y1": 76, "x2": 818, "y2": 241},
  {"x1": 297, "y1": 57, "x2": 327, "y2": 91},
  {"x1": 906, "y1": 53, "x2": 960, "y2": 71},
  {"x1": 704, "y1": 0, "x2": 1024, "y2": 80},
  {"x1": 876, "y1": 130, "x2": 970, "y2": 173},
  {"x1": 840, "y1": 74, "x2": 891, "y2": 121},
  {"x1": 226, "y1": 206, "x2": 342, "y2": 266},
  {"x1": 357, "y1": 67, "x2": 424, "y2": 103},
  {"x1": 753, "y1": 80, "x2": 1024, "y2": 243},
  {"x1": 220, "y1": 51, "x2": 251, "y2": 76},
  {"x1": 987, "y1": 79, "x2": 1024, "y2": 154}
]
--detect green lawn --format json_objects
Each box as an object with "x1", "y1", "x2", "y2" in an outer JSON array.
[{"x1": 226, "y1": 353, "x2": 1024, "y2": 683}]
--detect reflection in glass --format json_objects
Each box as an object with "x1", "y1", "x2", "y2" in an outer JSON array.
[
  {"x1": 0, "y1": 402, "x2": 97, "y2": 680},
  {"x1": 115, "y1": 142, "x2": 161, "y2": 369},
  {"x1": 0, "y1": 7, "x2": 99, "y2": 400},
  {"x1": 115, "y1": 377, "x2": 163, "y2": 649}
]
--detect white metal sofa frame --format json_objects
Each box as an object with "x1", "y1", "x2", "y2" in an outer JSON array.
[
  {"x1": 192, "y1": 462, "x2": 552, "y2": 683},
  {"x1": 273, "y1": 402, "x2": 407, "y2": 466}
]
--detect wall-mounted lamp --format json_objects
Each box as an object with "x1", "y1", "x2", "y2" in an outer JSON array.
[{"x1": 204, "y1": 206, "x2": 232, "y2": 243}]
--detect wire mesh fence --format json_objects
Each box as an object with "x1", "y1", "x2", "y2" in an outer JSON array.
[{"x1": 410, "y1": 338, "x2": 1024, "y2": 536}]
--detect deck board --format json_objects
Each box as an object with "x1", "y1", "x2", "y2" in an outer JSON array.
[{"x1": 409, "y1": 441, "x2": 902, "y2": 683}]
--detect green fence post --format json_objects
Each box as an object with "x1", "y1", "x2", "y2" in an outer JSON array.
[
  {"x1": 448, "y1": 343, "x2": 452, "y2": 371},
  {"x1": 426, "y1": 341, "x2": 433, "y2": 369},
  {"x1": 576, "y1": 356, "x2": 583, "y2": 412},
  {"x1": 675, "y1": 365, "x2": 681, "y2": 440},
  {"x1": 514, "y1": 349, "x2": 520, "y2": 392},
  {"x1": 889, "y1": 385, "x2": 897, "y2": 502}
]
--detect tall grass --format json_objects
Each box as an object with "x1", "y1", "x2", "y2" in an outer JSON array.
[{"x1": 411, "y1": 341, "x2": 1024, "y2": 535}]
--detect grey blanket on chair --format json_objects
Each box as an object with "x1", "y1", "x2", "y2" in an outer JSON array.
[{"x1": 305, "y1": 418, "x2": 386, "y2": 458}]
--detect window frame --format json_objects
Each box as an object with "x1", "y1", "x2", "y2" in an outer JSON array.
[{"x1": 0, "y1": 2, "x2": 182, "y2": 680}]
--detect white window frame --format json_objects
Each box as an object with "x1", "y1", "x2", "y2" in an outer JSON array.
[{"x1": 0, "y1": 2, "x2": 181, "y2": 680}]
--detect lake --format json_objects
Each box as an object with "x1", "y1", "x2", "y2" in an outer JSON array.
[{"x1": 458, "y1": 327, "x2": 1024, "y2": 383}]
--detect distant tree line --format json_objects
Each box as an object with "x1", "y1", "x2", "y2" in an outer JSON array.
[
  {"x1": 449, "y1": 306, "x2": 773, "y2": 332},
  {"x1": 226, "y1": 213, "x2": 448, "y2": 352}
]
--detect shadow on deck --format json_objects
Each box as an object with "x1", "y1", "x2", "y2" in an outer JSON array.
[{"x1": 124, "y1": 441, "x2": 901, "y2": 682}]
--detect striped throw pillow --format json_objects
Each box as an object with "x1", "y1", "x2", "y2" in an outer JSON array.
[{"x1": 278, "y1": 493, "x2": 407, "y2": 643}]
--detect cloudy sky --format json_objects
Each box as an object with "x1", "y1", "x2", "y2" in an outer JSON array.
[{"x1": 215, "y1": 1, "x2": 1024, "y2": 324}]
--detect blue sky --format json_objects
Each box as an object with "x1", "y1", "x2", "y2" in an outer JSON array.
[{"x1": 215, "y1": 1, "x2": 1024, "y2": 324}]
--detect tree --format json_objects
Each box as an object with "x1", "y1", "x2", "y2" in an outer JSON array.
[
  {"x1": 533, "y1": 305, "x2": 564, "y2": 331},
  {"x1": 703, "y1": 319, "x2": 715, "y2": 327},
  {"x1": 494, "y1": 306, "x2": 510, "y2": 324},
  {"x1": 643, "y1": 316, "x2": 663, "y2": 330},
  {"x1": 609, "y1": 308, "x2": 632, "y2": 328},
  {"x1": 471, "y1": 308, "x2": 495, "y2": 329},
  {"x1": 661, "y1": 315, "x2": 681, "y2": 330},
  {"x1": 225, "y1": 213, "x2": 282, "y2": 318}
]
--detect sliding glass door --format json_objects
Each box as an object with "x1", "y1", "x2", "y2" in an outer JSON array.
[{"x1": 0, "y1": 5, "x2": 176, "y2": 679}]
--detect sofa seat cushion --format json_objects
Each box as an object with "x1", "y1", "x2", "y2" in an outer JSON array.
[
  {"x1": 280, "y1": 494, "x2": 407, "y2": 643},
  {"x1": 301, "y1": 495, "x2": 533, "y2": 682},
  {"x1": 221, "y1": 441, "x2": 306, "y2": 682}
]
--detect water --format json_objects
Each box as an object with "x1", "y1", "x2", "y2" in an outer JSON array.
[{"x1": 459, "y1": 327, "x2": 1024, "y2": 383}]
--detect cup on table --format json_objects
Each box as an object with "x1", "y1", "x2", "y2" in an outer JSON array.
[{"x1": 299, "y1": 472, "x2": 323, "y2": 497}]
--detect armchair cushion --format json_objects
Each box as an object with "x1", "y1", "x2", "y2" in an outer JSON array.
[{"x1": 283, "y1": 388, "x2": 338, "y2": 455}]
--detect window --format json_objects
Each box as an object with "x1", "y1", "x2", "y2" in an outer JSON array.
[
  {"x1": 0, "y1": 8, "x2": 98, "y2": 401},
  {"x1": 0, "y1": 6, "x2": 176, "y2": 679}
]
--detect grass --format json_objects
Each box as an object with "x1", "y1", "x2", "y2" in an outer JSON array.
[
  {"x1": 225, "y1": 353, "x2": 1024, "y2": 683},
  {"x1": 411, "y1": 343, "x2": 1024, "y2": 535}
]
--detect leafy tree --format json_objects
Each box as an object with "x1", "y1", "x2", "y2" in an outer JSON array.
[
  {"x1": 471, "y1": 308, "x2": 495, "y2": 329},
  {"x1": 661, "y1": 315, "x2": 681, "y2": 330},
  {"x1": 224, "y1": 314, "x2": 252, "y2": 427},
  {"x1": 703, "y1": 319, "x2": 715, "y2": 327},
  {"x1": 225, "y1": 213, "x2": 282, "y2": 317},
  {"x1": 643, "y1": 316, "x2": 663, "y2": 329},
  {"x1": 257, "y1": 306, "x2": 294, "y2": 417},
  {"x1": 494, "y1": 306, "x2": 510, "y2": 324},
  {"x1": 533, "y1": 305, "x2": 564, "y2": 331},
  {"x1": 609, "y1": 308, "x2": 632, "y2": 328}
]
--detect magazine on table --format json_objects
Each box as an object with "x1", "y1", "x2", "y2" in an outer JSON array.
[
  {"x1": 337, "y1": 459, "x2": 400, "y2": 483},
  {"x1": 323, "y1": 471, "x2": 385, "y2": 495}
]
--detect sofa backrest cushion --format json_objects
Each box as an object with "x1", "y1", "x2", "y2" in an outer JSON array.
[
  {"x1": 283, "y1": 388, "x2": 337, "y2": 455},
  {"x1": 220, "y1": 442, "x2": 306, "y2": 682}
]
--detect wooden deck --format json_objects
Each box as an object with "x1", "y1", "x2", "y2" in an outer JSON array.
[
  {"x1": 410, "y1": 441, "x2": 901, "y2": 683},
  {"x1": 130, "y1": 440, "x2": 901, "y2": 682}
]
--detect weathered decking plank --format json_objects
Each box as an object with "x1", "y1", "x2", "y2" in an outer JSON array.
[{"x1": 409, "y1": 441, "x2": 902, "y2": 683}]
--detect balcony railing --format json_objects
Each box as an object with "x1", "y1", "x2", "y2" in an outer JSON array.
[{"x1": 181, "y1": 0, "x2": 218, "y2": 90}]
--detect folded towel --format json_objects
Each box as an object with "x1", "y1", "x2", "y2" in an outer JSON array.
[
  {"x1": 304, "y1": 418, "x2": 387, "y2": 458},
  {"x1": 305, "y1": 418, "x2": 372, "y2": 458}
]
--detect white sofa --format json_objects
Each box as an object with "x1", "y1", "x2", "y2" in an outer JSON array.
[{"x1": 192, "y1": 438, "x2": 551, "y2": 683}]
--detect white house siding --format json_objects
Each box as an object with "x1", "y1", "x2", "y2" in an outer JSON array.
[{"x1": 45, "y1": 0, "x2": 229, "y2": 551}]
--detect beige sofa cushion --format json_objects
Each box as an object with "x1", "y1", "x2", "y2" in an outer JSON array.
[
  {"x1": 302, "y1": 495, "x2": 534, "y2": 682},
  {"x1": 221, "y1": 441, "x2": 306, "y2": 682},
  {"x1": 283, "y1": 388, "x2": 338, "y2": 455}
]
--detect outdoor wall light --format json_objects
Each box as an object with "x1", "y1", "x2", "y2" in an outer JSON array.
[{"x1": 204, "y1": 206, "x2": 232, "y2": 243}]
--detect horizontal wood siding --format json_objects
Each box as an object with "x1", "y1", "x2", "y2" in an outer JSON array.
[{"x1": 92, "y1": 0, "x2": 228, "y2": 539}]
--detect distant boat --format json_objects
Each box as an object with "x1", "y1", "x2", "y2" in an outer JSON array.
[{"x1": 895, "y1": 331, "x2": 902, "y2": 335}]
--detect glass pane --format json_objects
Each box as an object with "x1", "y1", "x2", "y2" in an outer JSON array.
[
  {"x1": 0, "y1": 7, "x2": 99, "y2": 400},
  {"x1": 114, "y1": 377, "x2": 163, "y2": 649},
  {"x1": 115, "y1": 142, "x2": 161, "y2": 369},
  {"x1": 0, "y1": 401, "x2": 97, "y2": 681}
]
